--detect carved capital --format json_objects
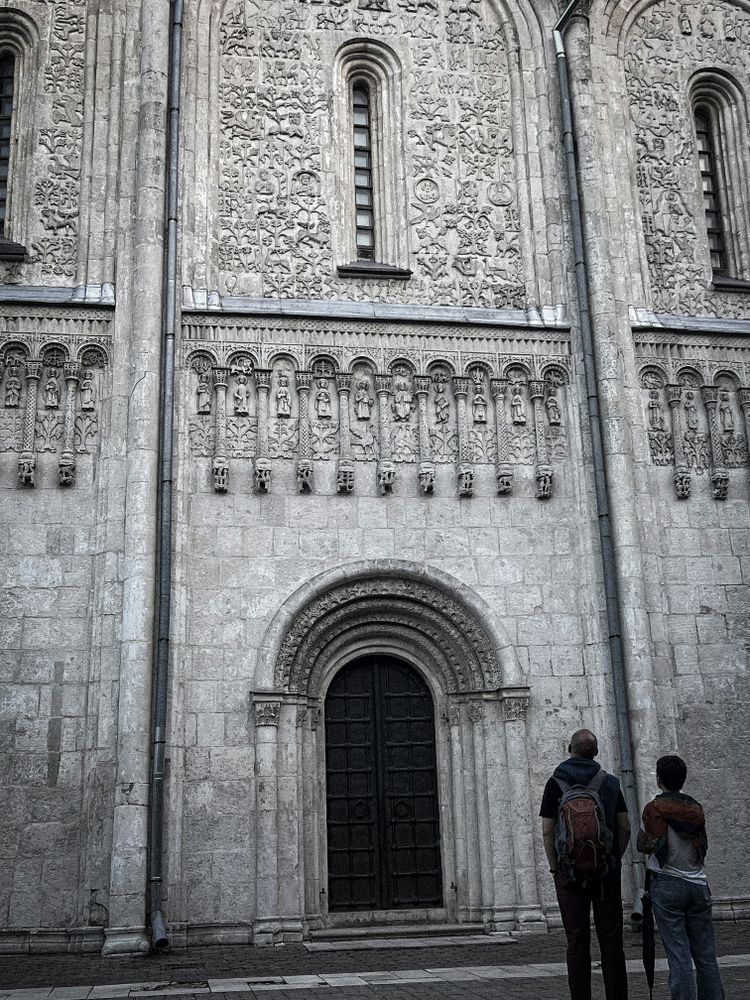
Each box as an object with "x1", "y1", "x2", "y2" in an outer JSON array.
[
  {"x1": 297, "y1": 459, "x2": 313, "y2": 494},
  {"x1": 490, "y1": 377, "x2": 507, "y2": 400},
  {"x1": 58, "y1": 452, "x2": 76, "y2": 488},
  {"x1": 254, "y1": 368, "x2": 272, "y2": 392},
  {"x1": 254, "y1": 457, "x2": 272, "y2": 494},
  {"x1": 212, "y1": 367, "x2": 229, "y2": 389},
  {"x1": 377, "y1": 460, "x2": 395, "y2": 495},
  {"x1": 64, "y1": 362, "x2": 80, "y2": 384},
  {"x1": 414, "y1": 376, "x2": 431, "y2": 396},
  {"x1": 496, "y1": 464, "x2": 513, "y2": 496},
  {"x1": 738, "y1": 387, "x2": 750, "y2": 411},
  {"x1": 535, "y1": 464, "x2": 553, "y2": 500},
  {"x1": 528, "y1": 379, "x2": 545, "y2": 401},
  {"x1": 468, "y1": 701, "x2": 484, "y2": 724},
  {"x1": 711, "y1": 469, "x2": 729, "y2": 501},
  {"x1": 452, "y1": 377, "x2": 470, "y2": 398},
  {"x1": 254, "y1": 701, "x2": 280, "y2": 727},
  {"x1": 673, "y1": 467, "x2": 691, "y2": 500},
  {"x1": 374, "y1": 374, "x2": 391, "y2": 396},
  {"x1": 296, "y1": 371, "x2": 312, "y2": 392},
  {"x1": 700, "y1": 385, "x2": 719, "y2": 408},
  {"x1": 418, "y1": 461, "x2": 436, "y2": 495},
  {"x1": 502, "y1": 691, "x2": 530, "y2": 722},
  {"x1": 25, "y1": 361, "x2": 42, "y2": 382},
  {"x1": 335, "y1": 373, "x2": 352, "y2": 394},
  {"x1": 18, "y1": 452, "x2": 36, "y2": 488},
  {"x1": 665, "y1": 384, "x2": 683, "y2": 407}
]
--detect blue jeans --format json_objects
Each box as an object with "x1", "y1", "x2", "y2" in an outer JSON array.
[{"x1": 650, "y1": 872, "x2": 725, "y2": 1000}]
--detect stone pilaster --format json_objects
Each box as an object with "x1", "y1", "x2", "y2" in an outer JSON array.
[
  {"x1": 375, "y1": 374, "x2": 394, "y2": 494},
  {"x1": 453, "y1": 376, "x2": 474, "y2": 497},
  {"x1": 58, "y1": 362, "x2": 80, "y2": 487},
  {"x1": 253, "y1": 696, "x2": 282, "y2": 946},
  {"x1": 212, "y1": 367, "x2": 229, "y2": 493},
  {"x1": 666, "y1": 384, "x2": 690, "y2": 499},
  {"x1": 529, "y1": 380, "x2": 552, "y2": 500},
  {"x1": 414, "y1": 375, "x2": 435, "y2": 494},
  {"x1": 254, "y1": 369, "x2": 272, "y2": 493},
  {"x1": 491, "y1": 377, "x2": 513, "y2": 495},
  {"x1": 701, "y1": 385, "x2": 729, "y2": 500},
  {"x1": 335, "y1": 373, "x2": 354, "y2": 494},
  {"x1": 296, "y1": 371, "x2": 313, "y2": 493},
  {"x1": 18, "y1": 361, "x2": 40, "y2": 487}
]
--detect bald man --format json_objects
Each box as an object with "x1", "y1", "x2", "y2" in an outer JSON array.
[{"x1": 540, "y1": 729, "x2": 631, "y2": 1000}]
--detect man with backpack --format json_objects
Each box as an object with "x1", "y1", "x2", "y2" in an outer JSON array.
[
  {"x1": 637, "y1": 755, "x2": 725, "y2": 999},
  {"x1": 540, "y1": 729, "x2": 631, "y2": 1000}
]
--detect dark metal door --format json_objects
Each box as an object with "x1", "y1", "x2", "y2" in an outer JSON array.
[{"x1": 325, "y1": 656, "x2": 443, "y2": 911}]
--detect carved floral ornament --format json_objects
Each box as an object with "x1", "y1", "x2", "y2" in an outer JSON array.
[
  {"x1": 0, "y1": 337, "x2": 108, "y2": 488},
  {"x1": 638, "y1": 356, "x2": 750, "y2": 501},
  {"x1": 185, "y1": 346, "x2": 570, "y2": 498}
]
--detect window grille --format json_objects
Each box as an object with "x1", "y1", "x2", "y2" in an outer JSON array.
[
  {"x1": 694, "y1": 106, "x2": 727, "y2": 275},
  {"x1": 352, "y1": 84, "x2": 375, "y2": 261},
  {"x1": 0, "y1": 51, "x2": 14, "y2": 237}
]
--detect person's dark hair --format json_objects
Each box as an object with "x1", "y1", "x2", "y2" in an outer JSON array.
[
  {"x1": 656, "y1": 755, "x2": 687, "y2": 791},
  {"x1": 569, "y1": 729, "x2": 598, "y2": 759}
]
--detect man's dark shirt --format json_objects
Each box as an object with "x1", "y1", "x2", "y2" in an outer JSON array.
[{"x1": 539, "y1": 757, "x2": 628, "y2": 867}]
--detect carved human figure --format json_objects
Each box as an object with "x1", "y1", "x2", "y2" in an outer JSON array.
[
  {"x1": 392, "y1": 376, "x2": 413, "y2": 422},
  {"x1": 546, "y1": 387, "x2": 562, "y2": 426},
  {"x1": 648, "y1": 389, "x2": 665, "y2": 431},
  {"x1": 4, "y1": 366, "x2": 21, "y2": 408},
  {"x1": 434, "y1": 381, "x2": 449, "y2": 423},
  {"x1": 719, "y1": 390, "x2": 734, "y2": 433},
  {"x1": 79, "y1": 370, "x2": 96, "y2": 411},
  {"x1": 234, "y1": 375, "x2": 250, "y2": 416},
  {"x1": 315, "y1": 378, "x2": 332, "y2": 419},
  {"x1": 472, "y1": 386, "x2": 487, "y2": 423},
  {"x1": 45, "y1": 371, "x2": 61, "y2": 409},
  {"x1": 511, "y1": 384, "x2": 526, "y2": 425},
  {"x1": 276, "y1": 372, "x2": 292, "y2": 418},
  {"x1": 354, "y1": 380, "x2": 373, "y2": 421},
  {"x1": 684, "y1": 391, "x2": 699, "y2": 433},
  {"x1": 197, "y1": 373, "x2": 212, "y2": 414},
  {"x1": 678, "y1": 5, "x2": 692, "y2": 34}
]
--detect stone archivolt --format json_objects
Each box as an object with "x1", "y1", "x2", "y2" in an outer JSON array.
[{"x1": 183, "y1": 331, "x2": 570, "y2": 497}]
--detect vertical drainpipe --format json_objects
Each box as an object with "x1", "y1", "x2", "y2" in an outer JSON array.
[
  {"x1": 148, "y1": 0, "x2": 184, "y2": 952},
  {"x1": 552, "y1": 1, "x2": 643, "y2": 920}
]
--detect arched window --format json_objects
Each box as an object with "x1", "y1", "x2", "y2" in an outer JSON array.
[
  {"x1": 0, "y1": 50, "x2": 15, "y2": 238},
  {"x1": 694, "y1": 106, "x2": 727, "y2": 275},
  {"x1": 352, "y1": 82, "x2": 376, "y2": 261},
  {"x1": 689, "y1": 73, "x2": 750, "y2": 288},
  {"x1": 334, "y1": 40, "x2": 411, "y2": 279}
]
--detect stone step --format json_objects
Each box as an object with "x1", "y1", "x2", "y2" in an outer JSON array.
[{"x1": 308, "y1": 922, "x2": 486, "y2": 941}]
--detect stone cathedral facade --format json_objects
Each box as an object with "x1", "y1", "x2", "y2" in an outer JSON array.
[{"x1": 1, "y1": 0, "x2": 749, "y2": 955}]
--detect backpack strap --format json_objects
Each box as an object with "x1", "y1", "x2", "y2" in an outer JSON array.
[
  {"x1": 554, "y1": 777, "x2": 571, "y2": 795},
  {"x1": 587, "y1": 769, "x2": 607, "y2": 793}
]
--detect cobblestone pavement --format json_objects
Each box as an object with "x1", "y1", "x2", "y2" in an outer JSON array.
[{"x1": 1, "y1": 924, "x2": 748, "y2": 999}]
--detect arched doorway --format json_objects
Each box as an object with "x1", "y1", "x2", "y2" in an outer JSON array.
[{"x1": 324, "y1": 656, "x2": 443, "y2": 911}]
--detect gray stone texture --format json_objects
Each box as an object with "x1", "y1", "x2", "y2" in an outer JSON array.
[{"x1": 0, "y1": 0, "x2": 748, "y2": 954}]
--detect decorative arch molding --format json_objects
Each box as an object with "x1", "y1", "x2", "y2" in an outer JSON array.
[{"x1": 258, "y1": 560, "x2": 522, "y2": 694}]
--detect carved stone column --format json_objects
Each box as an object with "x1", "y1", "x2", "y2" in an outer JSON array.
[
  {"x1": 296, "y1": 371, "x2": 313, "y2": 493},
  {"x1": 740, "y1": 388, "x2": 750, "y2": 491},
  {"x1": 254, "y1": 369, "x2": 272, "y2": 493},
  {"x1": 18, "y1": 361, "x2": 41, "y2": 487},
  {"x1": 501, "y1": 690, "x2": 543, "y2": 927},
  {"x1": 447, "y1": 700, "x2": 469, "y2": 920},
  {"x1": 491, "y1": 377, "x2": 513, "y2": 495},
  {"x1": 59, "y1": 362, "x2": 80, "y2": 487},
  {"x1": 529, "y1": 379, "x2": 552, "y2": 500},
  {"x1": 335, "y1": 373, "x2": 354, "y2": 494},
  {"x1": 701, "y1": 385, "x2": 729, "y2": 500},
  {"x1": 375, "y1": 374, "x2": 395, "y2": 494},
  {"x1": 414, "y1": 375, "x2": 435, "y2": 494},
  {"x1": 254, "y1": 696, "x2": 281, "y2": 945},
  {"x1": 212, "y1": 367, "x2": 229, "y2": 493},
  {"x1": 666, "y1": 384, "x2": 690, "y2": 499},
  {"x1": 469, "y1": 701, "x2": 494, "y2": 922},
  {"x1": 453, "y1": 376, "x2": 474, "y2": 497}
]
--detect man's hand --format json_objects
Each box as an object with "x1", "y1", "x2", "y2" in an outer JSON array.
[
  {"x1": 542, "y1": 817, "x2": 557, "y2": 872},
  {"x1": 636, "y1": 828, "x2": 657, "y2": 854},
  {"x1": 616, "y1": 811, "x2": 631, "y2": 858}
]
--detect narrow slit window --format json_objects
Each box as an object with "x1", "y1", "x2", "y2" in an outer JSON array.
[
  {"x1": 694, "y1": 107, "x2": 727, "y2": 275},
  {"x1": 0, "y1": 52, "x2": 15, "y2": 237},
  {"x1": 352, "y1": 84, "x2": 375, "y2": 261}
]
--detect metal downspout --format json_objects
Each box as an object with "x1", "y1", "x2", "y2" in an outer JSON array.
[
  {"x1": 552, "y1": 1, "x2": 643, "y2": 921},
  {"x1": 148, "y1": 0, "x2": 184, "y2": 952}
]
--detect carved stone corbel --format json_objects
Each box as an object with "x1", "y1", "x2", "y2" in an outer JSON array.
[
  {"x1": 18, "y1": 361, "x2": 41, "y2": 488},
  {"x1": 254, "y1": 700, "x2": 281, "y2": 728},
  {"x1": 296, "y1": 371, "x2": 313, "y2": 494},
  {"x1": 212, "y1": 367, "x2": 229, "y2": 493},
  {"x1": 375, "y1": 374, "x2": 395, "y2": 495},
  {"x1": 501, "y1": 689, "x2": 531, "y2": 722},
  {"x1": 254, "y1": 369, "x2": 272, "y2": 494},
  {"x1": 529, "y1": 379, "x2": 553, "y2": 500},
  {"x1": 666, "y1": 384, "x2": 690, "y2": 500},
  {"x1": 59, "y1": 362, "x2": 80, "y2": 487},
  {"x1": 700, "y1": 385, "x2": 728, "y2": 500},
  {"x1": 453, "y1": 376, "x2": 474, "y2": 497},
  {"x1": 491, "y1": 377, "x2": 513, "y2": 495}
]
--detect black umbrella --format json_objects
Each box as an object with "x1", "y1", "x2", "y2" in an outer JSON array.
[{"x1": 641, "y1": 884, "x2": 656, "y2": 1000}]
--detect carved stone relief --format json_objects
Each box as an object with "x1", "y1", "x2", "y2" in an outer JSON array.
[
  {"x1": 625, "y1": 0, "x2": 750, "y2": 319},
  {"x1": 635, "y1": 332, "x2": 750, "y2": 499},
  {"x1": 216, "y1": 0, "x2": 524, "y2": 307},
  {"x1": 182, "y1": 320, "x2": 571, "y2": 497},
  {"x1": 0, "y1": 333, "x2": 108, "y2": 486}
]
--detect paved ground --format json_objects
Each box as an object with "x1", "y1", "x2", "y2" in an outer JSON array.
[{"x1": 1, "y1": 923, "x2": 748, "y2": 999}]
